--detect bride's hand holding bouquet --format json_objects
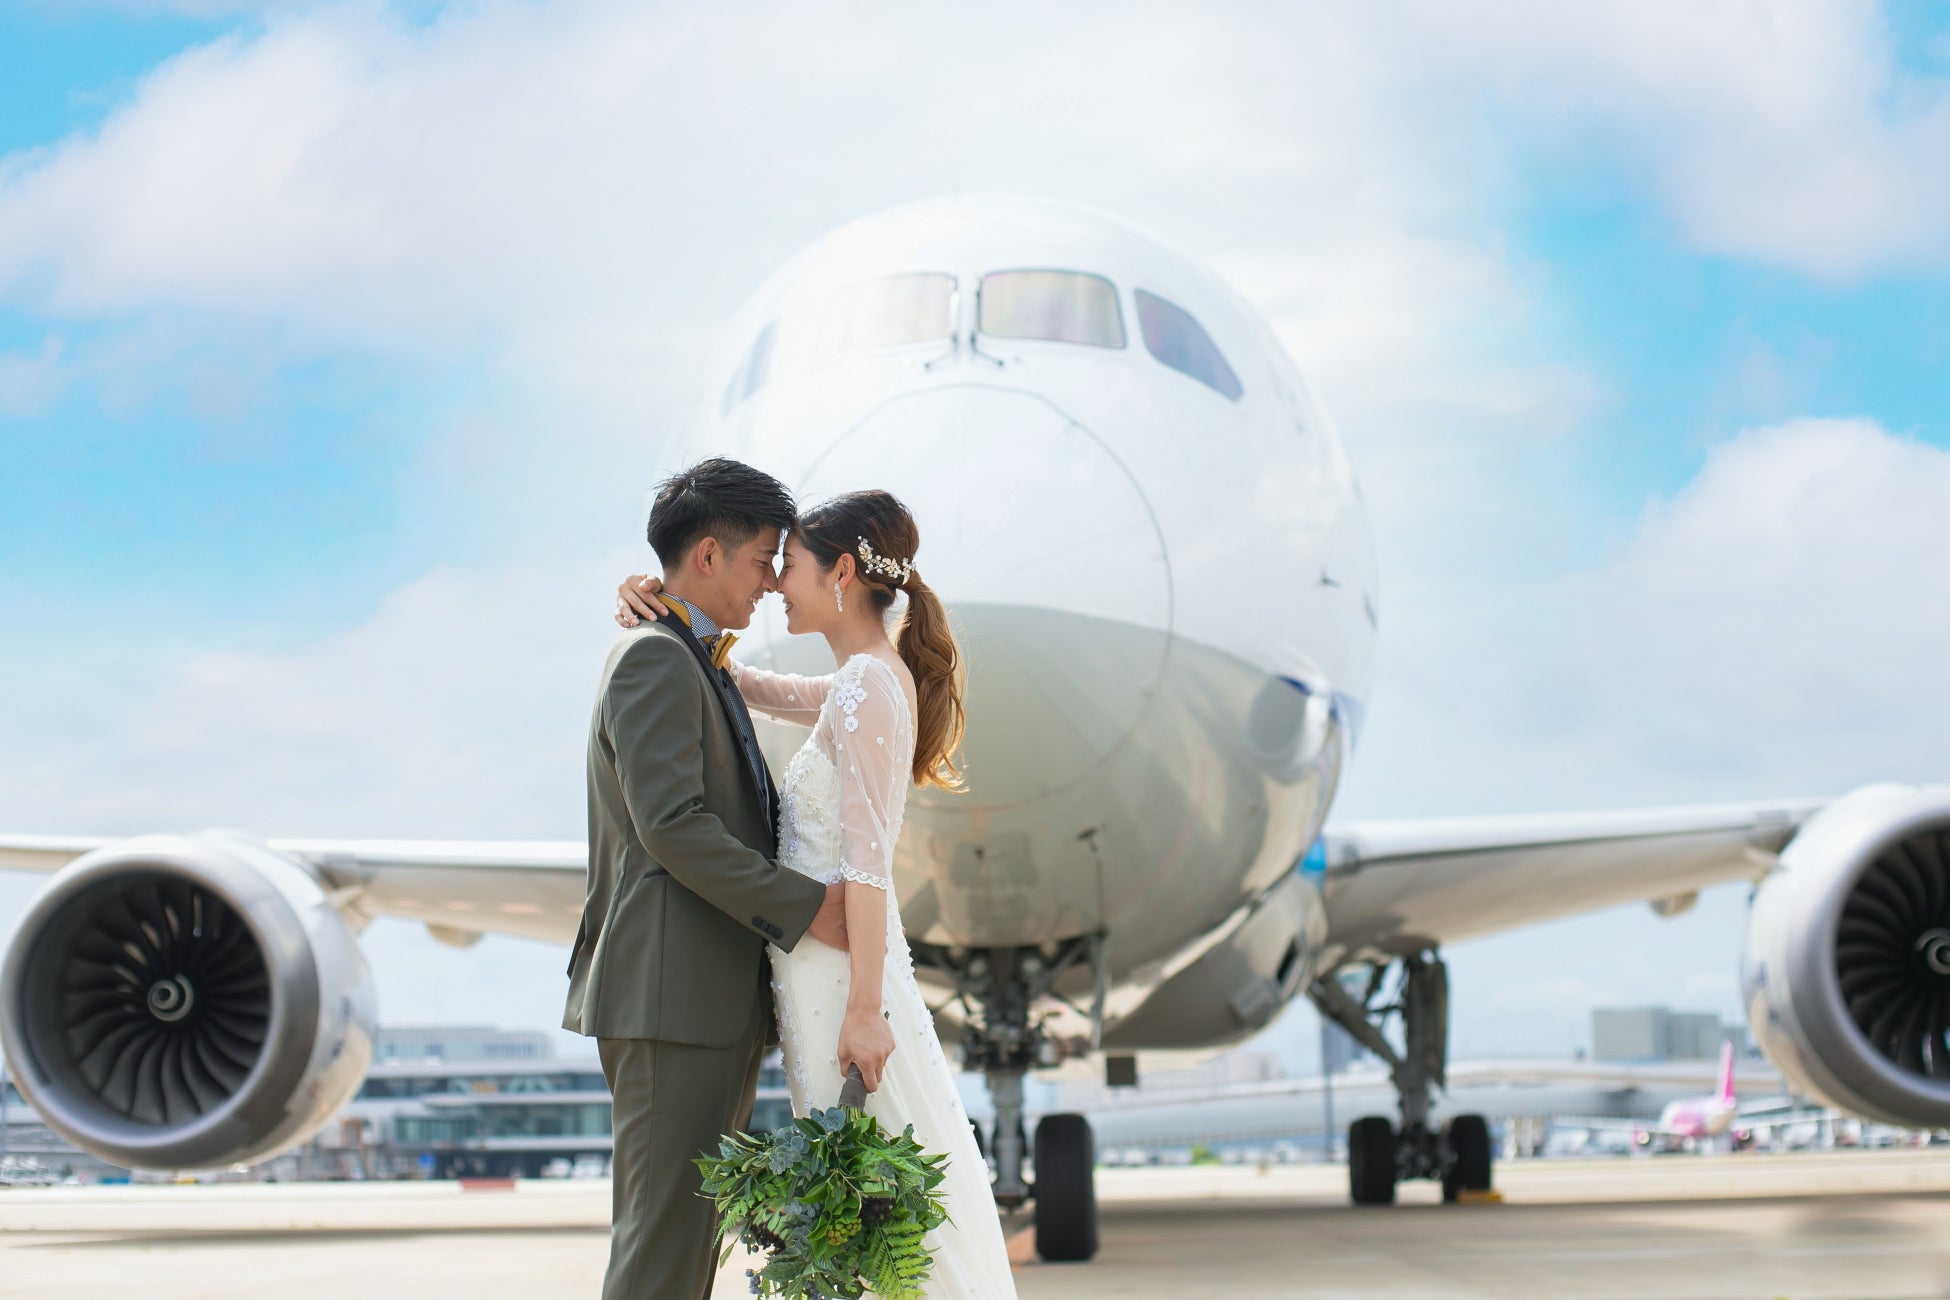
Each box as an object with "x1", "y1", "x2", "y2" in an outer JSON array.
[{"x1": 696, "y1": 1065, "x2": 951, "y2": 1300}]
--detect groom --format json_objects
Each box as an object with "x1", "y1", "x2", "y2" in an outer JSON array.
[{"x1": 563, "y1": 457, "x2": 849, "y2": 1300}]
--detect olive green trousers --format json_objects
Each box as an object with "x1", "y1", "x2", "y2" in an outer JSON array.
[{"x1": 598, "y1": 994, "x2": 767, "y2": 1300}]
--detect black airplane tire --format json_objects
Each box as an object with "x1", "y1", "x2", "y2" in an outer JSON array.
[
  {"x1": 1349, "y1": 1116, "x2": 1398, "y2": 1206},
  {"x1": 1034, "y1": 1113, "x2": 1099, "y2": 1261},
  {"x1": 1444, "y1": 1113, "x2": 1493, "y2": 1201}
]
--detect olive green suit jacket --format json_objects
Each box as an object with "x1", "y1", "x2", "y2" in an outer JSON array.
[{"x1": 562, "y1": 618, "x2": 826, "y2": 1048}]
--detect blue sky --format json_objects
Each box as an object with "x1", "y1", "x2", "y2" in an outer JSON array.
[
  {"x1": 0, "y1": 7, "x2": 229, "y2": 146},
  {"x1": 0, "y1": 3, "x2": 402, "y2": 638},
  {"x1": 2, "y1": 0, "x2": 1948, "y2": 1066},
  {"x1": 1521, "y1": 197, "x2": 1950, "y2": 520},
  {"x1": 0, "y1": 5, "x2": 512, "y2": 643},
  {"x1": 7, "y1": 2, "x2": 1946, "y2": 630}
]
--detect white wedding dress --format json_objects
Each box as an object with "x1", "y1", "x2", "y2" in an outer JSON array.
[{"x1": 728, "y1": 652, "x2": 1019, "y2": 1299}]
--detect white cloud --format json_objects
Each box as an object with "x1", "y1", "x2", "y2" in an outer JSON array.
[
  {"x1": 2, "y1": 0, "x2": 1941, "y2": 405},
  {"x1": 1342, "y1": 417, "x2": 1950, "y2": 821},
  {"x1": 1362, "y1": 0, "x2": 1950, "y2": 275},
  {"x1": 1580, "y1": 418, "x2": 1950, "y2": 770},
  {"x1": 0, "y1": 332, "x2": 66, "y2": 415},
  {"x1": 0, "y1": 554, "x2": 640, "y2": 1056},
  {"x1": 16, "y1": 1, "x2": 314, "y2": 14},
  {"x1": 3, "y1": 3, "x2": 1946, "y2": 1066},
  {"x1": 0, "y1": 0, "x2": 1572, "y2": 427},
  {"x1": 1, "y1": 560, "x2": 642, "y2": 838}
]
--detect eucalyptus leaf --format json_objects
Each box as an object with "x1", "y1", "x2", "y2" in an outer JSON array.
[{"x1": 695, "y1": 1100, "x2": 953, "y2": 1299}]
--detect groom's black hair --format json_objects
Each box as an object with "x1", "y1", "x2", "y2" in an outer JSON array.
[{"x1": 647, "y1": 457, "x2": 798, "y2": 570}]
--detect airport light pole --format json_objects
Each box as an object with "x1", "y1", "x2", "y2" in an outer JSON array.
[{"x1": 1319, "y1": 1017, "x2": 1336, "y2": 1163}]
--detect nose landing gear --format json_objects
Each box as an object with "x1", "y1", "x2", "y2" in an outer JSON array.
[
  {"x1": 1031, "y1": 1111, "x2": 1099, "y2": 1261},
  {"x1": 1312, "y1": 949, "x2": 1494, "y2": 1205},
  {"x1": 919, "y1": 936, "x2": 1106, "y2": 1261}
]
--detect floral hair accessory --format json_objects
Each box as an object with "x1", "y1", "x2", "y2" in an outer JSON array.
[{"x1": 856, "y1": 537, "x2": 914, "y2": 585}]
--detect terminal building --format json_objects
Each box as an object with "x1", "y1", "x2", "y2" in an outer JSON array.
[
  {"x1": 5, "y1": 1017, "x2": 1780, "y2": 1182},
  {"x1": 1591, "y1": 1007, "x2": 1743, "y2": 1062},
  {"x1": 4, "y1": 1026, "x2": 795, "y2": 1183},
  {"x1": 3, "y1": 1068, "x2": 126, "y2": 1181},
  {"x1": 271, "y1": 1027, "x2": 795, "y2": 1180},
  {"x1": 371, "y1": 1025, "x2": 553, "y2": 1065}
]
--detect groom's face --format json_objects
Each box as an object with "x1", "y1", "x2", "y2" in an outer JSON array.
[{"x1": 698, "y1": 528, "x2": 780, "y2": 630}]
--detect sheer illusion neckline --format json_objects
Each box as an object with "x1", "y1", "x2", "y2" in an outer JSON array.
[
  {"x1": 838, "y1": 647, "x2": 902, "y2": 678},
  {"x1": 836, "y1": 650, "x2": 915, "y2": 712}
]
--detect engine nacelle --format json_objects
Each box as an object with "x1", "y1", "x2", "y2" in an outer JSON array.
[
  {"x1": 1100, "y1": 868, "x2": 1325, "y2": 1050},
  {"x1": 1744, "y1": 783, "x2": 1950, "y2": 1128},
  {"x1": 0, "y1": 832, "x2": 376, "y2": 1170}
]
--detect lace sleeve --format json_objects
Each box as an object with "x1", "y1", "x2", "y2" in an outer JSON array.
[
  {"x1": 829, "y1": 660, "x2": 910, "y2": 890},
  {"x1": 725, "y1": 660, "x2": 830, "y2": 725}
]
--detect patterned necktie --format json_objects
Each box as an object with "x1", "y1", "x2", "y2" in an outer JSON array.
[{"x1": 704, "y1": 631, "x2": 738, "y2": 671}]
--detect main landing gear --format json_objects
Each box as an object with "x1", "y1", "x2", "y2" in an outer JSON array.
[
  {"x1": 915, "y1": 935, "x2": 1106, "y2": 1261},
  {"x1": 1311, "y1": 949, "x2": 1494, "y2": 1206}
]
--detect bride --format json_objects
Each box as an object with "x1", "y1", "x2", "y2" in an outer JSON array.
[{"x1": 616, "y1": 489, "x2": 1020, "y2": 1298}]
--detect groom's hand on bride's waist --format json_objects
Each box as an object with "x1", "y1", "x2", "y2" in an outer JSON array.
[{"x1": 806, "y1": 881, "x2": 850, "y2": 951}]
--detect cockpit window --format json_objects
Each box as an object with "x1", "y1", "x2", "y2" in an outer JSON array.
[
  {"x1": 1134, "y1": 289, "x2": 1243, "y2": 400},
  {"x1": 829, "y1": 273, "x2": 956, "y2": 351},
  {"x1": 978, "y1": 270, "x2": 1126, "y2": 348},
  {"x1": 724, "y1": 320, "x2": 778, "y2": 411}
]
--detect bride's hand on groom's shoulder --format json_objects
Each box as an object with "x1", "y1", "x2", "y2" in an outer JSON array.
[{"x1": 616, "y1": 574, "x2": 663, "y2": 627}]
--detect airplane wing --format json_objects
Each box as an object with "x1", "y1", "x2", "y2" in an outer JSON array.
[
  {"x1": 1070, "y1": 1057, "x2": 1785, "y2": 1106},
  {"x1": 0, "y1": 836, "x2": 113, "y2": 873},
  {"x1": 1551, "y1": 1114, "x2": 1653, "y2": 1133},
  {"x1": 0, "y1": 835, "x2": 587, "y2": 946},
  {"x1": 1317, "y1": 797, "x2": 1826, "y2": 963},
  {"x1": 7, "y1": 795, "x2": 1831, "y2": 956},
  {"x1": 274, "y1": 837, "x2": 587, "y2": 944},
  {"x1": 1553, "y1": 1102, "x2": 1811, "y2": 1137}
]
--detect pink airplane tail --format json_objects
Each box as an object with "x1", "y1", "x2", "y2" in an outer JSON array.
[{"x1": 1716, "y1": 1039, "x2": 1736, "y2": 1105}]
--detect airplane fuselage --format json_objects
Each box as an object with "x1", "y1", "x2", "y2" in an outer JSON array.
[
  {"x1": 707, "y1": 198, "x2": 1378, "y2": 1031},
  {"x1": 1650, "y1": 1098, "x2": 1738, "y2": 1141}
]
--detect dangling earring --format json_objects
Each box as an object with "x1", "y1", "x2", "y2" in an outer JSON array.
[{"x1": 833, "y1": 581, "x2": 844, "y2": 613}]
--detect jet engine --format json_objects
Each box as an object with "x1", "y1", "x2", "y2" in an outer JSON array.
[
  {"x1": 1099, "y1": 868, "x2": 1325, "y2": 1050},
  {"x1": 0, "y1": 832, "x2": 376, "y2": 1170},
  {"x1": 1743, "y1": 783, "x2": 1950, "y2": 1128}
]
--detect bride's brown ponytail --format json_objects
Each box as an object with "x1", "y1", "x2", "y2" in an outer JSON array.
[
  {"x1": 796, "y1": 490, "x2": 967, "y2": 789},
  {"x1": 892, "y1": 569, "x2": 966, "y2": 790}
]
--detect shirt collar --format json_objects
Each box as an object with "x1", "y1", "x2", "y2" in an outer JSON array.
[{"x1": 657, "y1": 592, "x2": 720, "y2": 641}]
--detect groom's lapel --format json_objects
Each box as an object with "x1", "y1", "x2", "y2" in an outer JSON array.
[
  {"x1": 720, "y1": 673, "x2": 782, "y2": 835},
  {"x1": 655, "y1": 603, "x2": 777, "y2": 828}
]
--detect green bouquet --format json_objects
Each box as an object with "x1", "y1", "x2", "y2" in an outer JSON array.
[{"x1": 696, "y1": 1066, "x2": 952, "y2": 1300}]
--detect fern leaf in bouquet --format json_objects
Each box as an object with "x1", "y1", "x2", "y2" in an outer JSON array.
[{"x1": 696, "y1": 1066, "x2": 952, "y2": 1300}]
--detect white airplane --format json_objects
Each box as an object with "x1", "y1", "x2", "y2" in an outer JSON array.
[{"x1": 4, "y1": 197, "x2": 1949, "y2": 1261}]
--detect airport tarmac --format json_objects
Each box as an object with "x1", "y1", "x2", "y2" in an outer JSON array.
[{"x1": 2, "y1": 1150, "x2": 1949, "y2": 1299}]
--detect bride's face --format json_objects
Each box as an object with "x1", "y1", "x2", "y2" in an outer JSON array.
[{"x1": 776, "y1": 533, "x2": 833, "y2": 636}]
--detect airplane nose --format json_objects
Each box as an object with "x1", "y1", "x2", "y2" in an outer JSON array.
[{"x1": 790, "y1": 386, "x2": 1172, "y2": 811}]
